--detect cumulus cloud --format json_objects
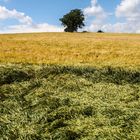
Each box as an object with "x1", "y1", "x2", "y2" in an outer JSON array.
[
  {"x1": 102, "y1": 22, "x2": 140, "y2": 33},
  {"x1": 83, "y1": 0, "x2": 109, "y2": 32},
  {"x1": 115, "y1": 0, "x2": 140, "y2": 33},
  {"x1": 83, "y1": 0, "x2": 140, "y2": 33},
  {"x1": 1, "y1": 23, "x2": 63, "y2": 33},
  {"x1": 1, "y1": 1, "x2": 140, "y2": 33},
  {"x1": 116, "y1": 0, "x2": 140, "y2": 22},
  {"x1": 84, "y1": 0, "x2": 107, "y2": 20},
  {"x1": 0, "y1": 6, "x2": 63, "y2": 33},
  {"x1": 0, "y1": 6, "x2": 32, "y2": 25}
]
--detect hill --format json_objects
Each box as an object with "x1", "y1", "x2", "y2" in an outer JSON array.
[
  {"x1": 0, "y1": 33, "x2": 140, "y2": 68},
  {"x1": 0, "y1": 33, "x2": 140, "y2": 139}
]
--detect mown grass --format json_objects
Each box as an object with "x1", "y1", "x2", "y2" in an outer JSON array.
[
  {"x1": 0, "y1": 33, "x2": 140, "y2": 68},
  {"x1": 0, "y1": 64, "x2": 140, "y2": 140}
]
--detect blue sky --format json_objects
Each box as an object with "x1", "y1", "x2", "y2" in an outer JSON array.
[{"x1": 0, "y1": 0, "x2": 140, "y2": 33}]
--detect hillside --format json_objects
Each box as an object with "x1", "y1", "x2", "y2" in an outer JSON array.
[
  {"x1": 0, "y1": 33, "x2": 140, "y2": 68},
  {"x1": 0, "y1": 33, "x2": 140, "y2": 140}
]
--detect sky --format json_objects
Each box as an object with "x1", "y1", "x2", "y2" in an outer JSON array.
[{"x1": 0, "y1": 0, "x2": 140, "y2": 33}]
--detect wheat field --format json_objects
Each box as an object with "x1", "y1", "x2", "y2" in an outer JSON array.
[
  {"x1": 0, "y1": 33, "x2": 140, "y2": 140},
  {"x1": 0, "y1": 33, "x2": 140, "y2": 69}
]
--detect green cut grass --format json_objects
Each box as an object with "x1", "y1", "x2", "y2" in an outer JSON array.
[{"x1": 0, "y1": 64, "x2": 140, "y2": 140}]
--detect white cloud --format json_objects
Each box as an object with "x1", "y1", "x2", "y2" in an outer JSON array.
[
  {"x1": 1, "y1": 24, "x2": 63, "y2": 33},
  {"x1": 83, "y1": 0, "x2": 140, "y2": 33},
  {"x1": 116, "y1": 0, "x2": 140, "y2": 22},
  {"x1": 114, "y1": 0, "x2": 140, "y2": 33},
  {"x1": 1, "y1": 1, "x2": 140, "y2": 33},
  {"x1": 85, "y1": 20, "x2": 140, "y2": 33},
  {"x1": 0, "y1": 6, "x2": 63, "y2": 33},
  {"x1": 102, "y1": 22, "x2": 139, "y2": 33},
  {"x1": 83, "y1": 0, "x2": 107, "y2": 20},
  {"x1": 83, "y1": 0, "x2": 109, "y2": 32},
  {"x1": 0, "y1": 6, "x2": 32, "y2": 25}
]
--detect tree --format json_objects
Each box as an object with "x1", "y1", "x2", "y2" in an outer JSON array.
[
  {"x1": 97, "y1": 30, "x2": 104, "y2": 33},
  {"x1": 60, "y1": 9, "x2": 85, "y2": 32}
]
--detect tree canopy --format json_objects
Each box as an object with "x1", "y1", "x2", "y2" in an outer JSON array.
[
  {"x1": 60, "y1": 9, "x2": 85, "y2": 32},
  {"x1": 97, "y1": 30, "x2": 104, "y2": 33}
]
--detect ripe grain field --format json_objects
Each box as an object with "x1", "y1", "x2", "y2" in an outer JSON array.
[
  {"x1": 0, "y1": 33, "x2": 140, "y2": 68},
  {"x1": 0, "y1": 33, "x2": 140, "y2": 140}
]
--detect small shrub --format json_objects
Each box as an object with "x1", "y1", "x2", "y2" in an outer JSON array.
[{"x1": 97, "y1": 30, "x2": 104, "y2": 33}]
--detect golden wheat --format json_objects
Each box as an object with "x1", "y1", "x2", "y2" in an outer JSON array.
[{"x1": 0, "y1": 33, "x2": 140, "y2": 69}]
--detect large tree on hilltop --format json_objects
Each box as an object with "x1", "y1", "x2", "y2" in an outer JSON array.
[{"x1": 60, "y1": 9, "x2": 85, "y2": 32}]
